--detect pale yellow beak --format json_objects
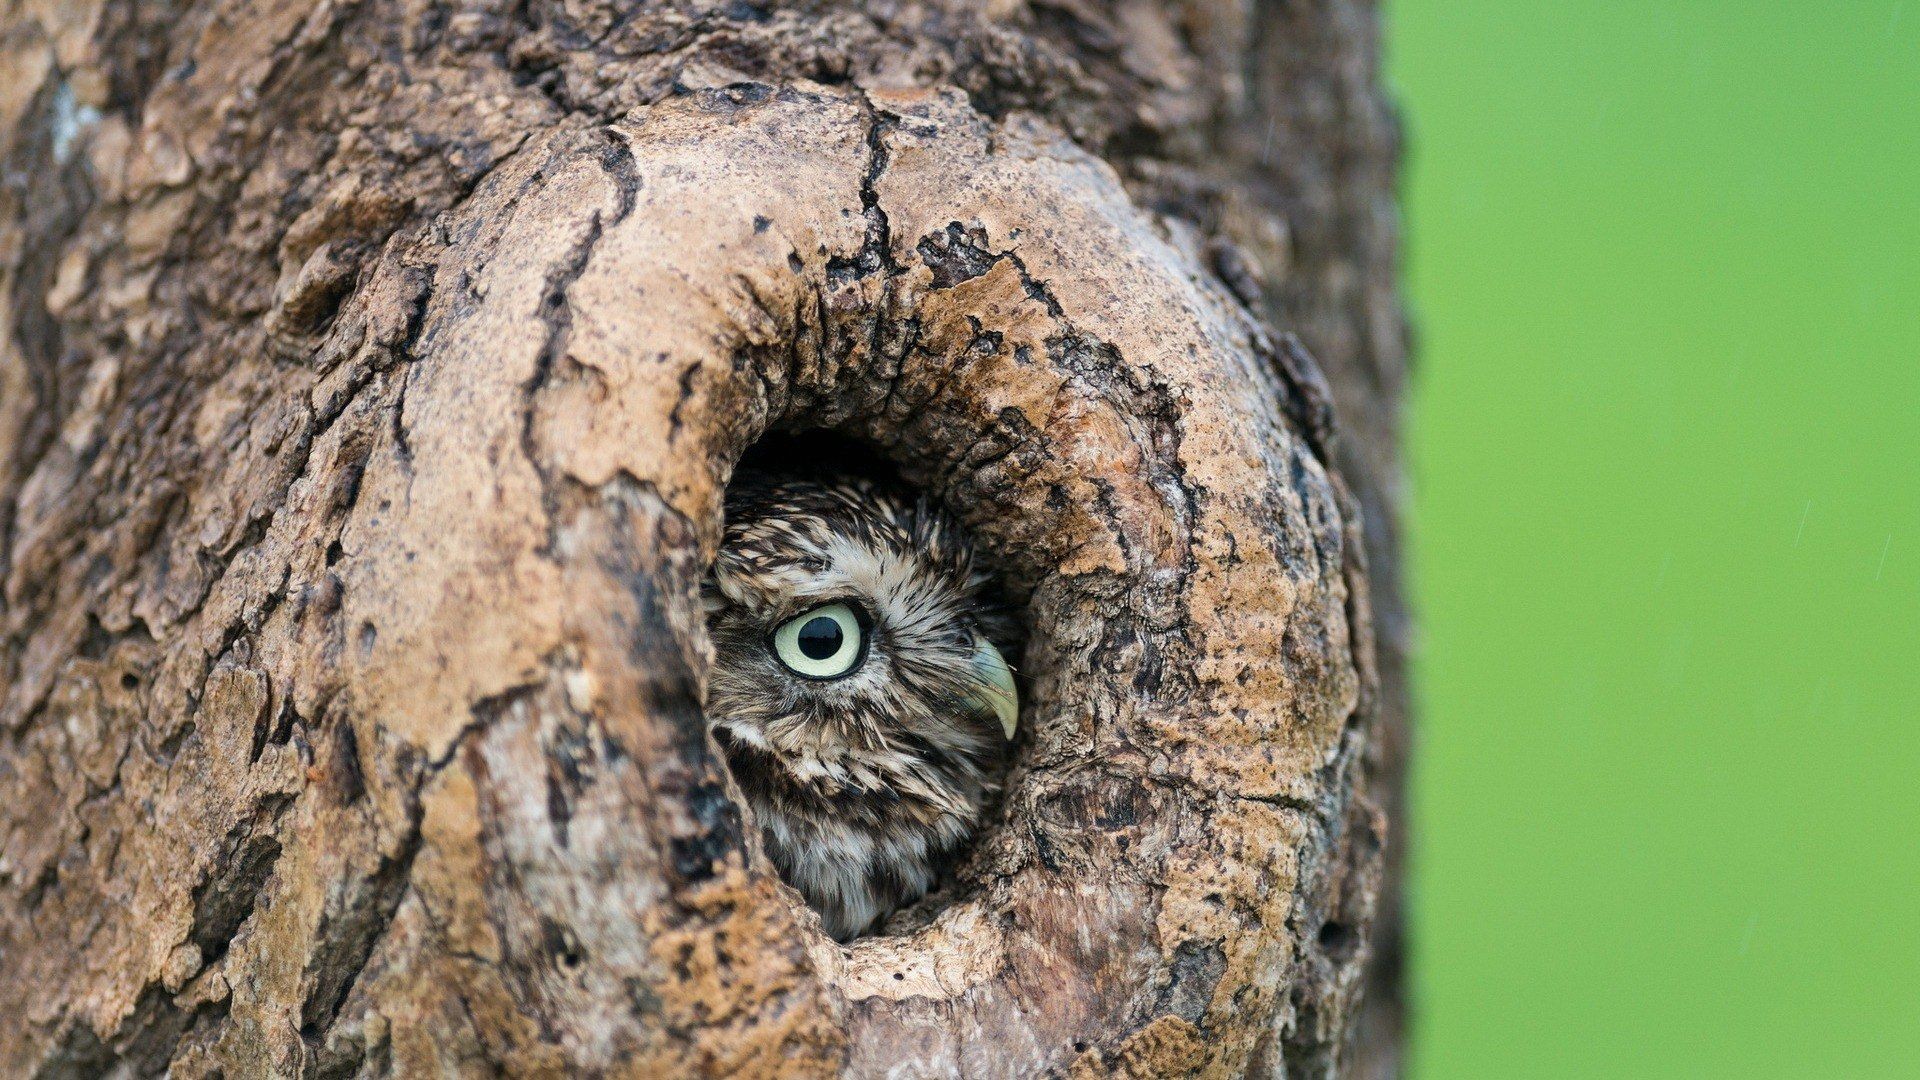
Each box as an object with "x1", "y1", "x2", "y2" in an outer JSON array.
[{"x1": 967, "y1": 635, "x2": 1020, "y2": 740}]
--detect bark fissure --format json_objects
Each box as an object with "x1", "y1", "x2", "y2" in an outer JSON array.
[{"x1": 519, "y1": 134, "x2": 642, "y2": 560}]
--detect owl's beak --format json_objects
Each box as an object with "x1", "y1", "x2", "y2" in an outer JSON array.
[{"x1": 967, "y1": 636, "x2": 1020, "y2": 740}]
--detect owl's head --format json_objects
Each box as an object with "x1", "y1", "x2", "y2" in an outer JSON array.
[{"x1": 703, "y1": 472, "x2": 1020, "y2": 777}]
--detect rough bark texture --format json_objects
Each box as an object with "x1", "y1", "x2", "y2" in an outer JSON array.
[{"x1": 0, "y1": 1, "x2": 1404, "y2": 1076}]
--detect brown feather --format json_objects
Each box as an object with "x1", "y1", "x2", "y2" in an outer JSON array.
[{"x1": 704, "y1": 473, "x2": 1015, "y2": 939}]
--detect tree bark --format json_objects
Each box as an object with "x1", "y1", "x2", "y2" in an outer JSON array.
[{"x1": 0, "y1": 1, "x2": 1404, "y2": 1076}]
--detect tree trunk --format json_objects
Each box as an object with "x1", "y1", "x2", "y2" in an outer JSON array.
[{"x1": 0, "y1": 1, "x2": 1404, "y2": 1076}]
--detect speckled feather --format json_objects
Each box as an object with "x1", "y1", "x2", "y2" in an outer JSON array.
[{"x1": 704, "y1": 472, "x2": 1017, "y2": 939}]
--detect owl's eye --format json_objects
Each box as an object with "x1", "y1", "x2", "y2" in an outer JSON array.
[{"x1": 771, "y1": 602, "x2": 866, "y2": 679}]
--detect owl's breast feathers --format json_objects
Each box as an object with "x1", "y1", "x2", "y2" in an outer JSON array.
[{"x1": 710, "y1": 720, "x2": 999, "y2": 938}]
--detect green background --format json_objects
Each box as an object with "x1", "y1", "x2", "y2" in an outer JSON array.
[{"x1": 1392, "y1": 2, "x2": 1919, "y2": 1076}]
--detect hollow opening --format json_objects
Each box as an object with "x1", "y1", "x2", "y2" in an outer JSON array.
[
  {"x1": 733, "y1": 431, "x2": 904, "y2": 494},
  {"x1": 705, "y1": 428, "x2": 1027, "y2": 941}
]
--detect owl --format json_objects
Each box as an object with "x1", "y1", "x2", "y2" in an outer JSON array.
[{"x1": 703, "y1": 470, "x2": 1019, "y2": 940}]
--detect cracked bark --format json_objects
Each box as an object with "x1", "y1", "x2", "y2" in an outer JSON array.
[{"x1": 1, "y1": 1, "x2": 1405, "y2": 1076}]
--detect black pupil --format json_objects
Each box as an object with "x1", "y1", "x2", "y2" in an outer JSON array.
[{"x1": 797, "y1": 616, "x2": 844, "y2": 661}]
